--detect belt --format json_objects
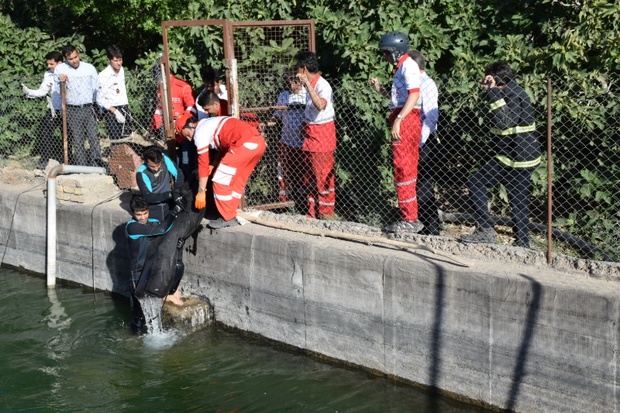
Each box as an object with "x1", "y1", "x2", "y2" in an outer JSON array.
[{"x1": 67, "y1": 103, "x2": 93, "y2": 108}]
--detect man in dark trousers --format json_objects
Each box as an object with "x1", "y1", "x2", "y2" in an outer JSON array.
[
  {"x1": 54, "y1": 44, "x2": 100, "y2": 166},
  {"x1": 460, "y1": 61, "x2": 541, "y2": 248}
]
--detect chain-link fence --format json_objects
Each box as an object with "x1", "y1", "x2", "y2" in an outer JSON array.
[{"x1": 2, "y1": 51, "x2": 618, "y2": 262}]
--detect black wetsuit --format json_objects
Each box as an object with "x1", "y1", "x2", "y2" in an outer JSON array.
[
  {"x1": 136, "y1": 153, "x2": 185, "y2": 222},
  {"x1": 125, "y1": 213, "x2": 178, "y2": 332}
]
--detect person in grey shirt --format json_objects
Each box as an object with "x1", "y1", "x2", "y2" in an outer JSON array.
[{"x1": 54, "y1": 44, "x2": 101, "y2": 166}]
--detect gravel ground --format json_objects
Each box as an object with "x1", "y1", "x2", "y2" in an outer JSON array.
[
  {"x1": 1, "y1": 160, "x2": 617, "y2": 281},
  {"x1": 246, "y1": 209, "x2": 620, "y2": 281}
]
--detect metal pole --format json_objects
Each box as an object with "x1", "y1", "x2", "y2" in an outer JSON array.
[
  {"x1": 546, "y1": 78, "x2": 553, "y2": 265},
  {"x1": 60, "y1": 81, "x2": 69, "y2": 164}
]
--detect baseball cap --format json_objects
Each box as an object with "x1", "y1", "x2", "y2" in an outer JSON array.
[{"x1": 175, "y1": 112, "x2": 194, "y2": 134}]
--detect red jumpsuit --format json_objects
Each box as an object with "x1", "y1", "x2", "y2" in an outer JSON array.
[
  {"x1": 301, "y1": 75, "x2": 336, "y2": 219},
  {"x1": 150, "y1": 75, "x2": 196, "y2": 143},
  {"x1": 193, "y1": 116, "x2": 266, "y2": 220},
  {"x1": 389, "y1": 55, "x2": 421, "y2": 221}
]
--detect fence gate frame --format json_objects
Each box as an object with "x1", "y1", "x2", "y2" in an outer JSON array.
[{"x1": 159, "y1": 18, "x2": 315, "y2": 147}]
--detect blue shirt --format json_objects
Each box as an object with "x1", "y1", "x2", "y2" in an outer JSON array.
[{"x1": 54, "y1": 61, "x2": 98, "y2": 105}]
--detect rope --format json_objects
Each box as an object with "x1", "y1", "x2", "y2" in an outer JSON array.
[
  {"x1": 90, "y1": 189, "x2": 124, "y2": 292},
  {"x1": 237, "y1": 211, "x2": 471, "y2": 268}
]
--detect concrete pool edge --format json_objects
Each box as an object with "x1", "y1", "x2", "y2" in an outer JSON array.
[{"x1": 2, "y1": 182, "x2": 620, "y2": 413}]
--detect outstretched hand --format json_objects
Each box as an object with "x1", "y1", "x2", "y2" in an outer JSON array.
[{"x1": 195, "y1": 191, "x2": 206, "y2": 210}]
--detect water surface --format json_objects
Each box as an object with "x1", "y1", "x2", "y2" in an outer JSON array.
[{"x1": 0, "y1": 269, "x2": 485, "y2": 412}]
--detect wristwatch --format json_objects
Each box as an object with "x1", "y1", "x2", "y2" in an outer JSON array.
[
  {"x1": 396, "y1": 114, "x2": 405, "y2": 120},
  {"x1": 198, "y1": 187, "x2": 205, "y2": 192}
]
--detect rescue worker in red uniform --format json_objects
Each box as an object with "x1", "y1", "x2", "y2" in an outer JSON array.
[
  {"x1": 176, "y1": 106, "x2": 266, "y2": 229},
  {"x1": 460, "y1": 61, "x2": 541, "y2": 248},
  {"x1": 370, "y1": 32, "x2": 424, "y2": 234},
  {"x1": 150, "y1": 73, "x2": 196, "y2": 182},
  {"x1": 150, "y1": 74, "x2": 196, "y2": 134},
  {"x1": 295, "y1": 50, "x2": 337, "y2": 219}
]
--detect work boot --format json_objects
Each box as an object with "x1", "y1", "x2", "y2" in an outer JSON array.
[
  {"x1": 460, "y1": 227, "x2": 497, "y2": 244},
  {"x1": 382, "y1": 220, "x2": 424, "y2": 234},
  {"x1": 207, "y1": 216, "x2": 239, "y2": 229}
]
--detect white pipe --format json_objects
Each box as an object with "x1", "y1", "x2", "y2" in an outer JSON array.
[{"x1": 46, "y1": 164, "x2": 106, "y2": 288}]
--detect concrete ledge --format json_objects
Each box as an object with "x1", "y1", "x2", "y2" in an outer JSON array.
[
  {"x1": 1, "y1": 182, "x2": 620, "y2": 412},
  {"x1": 56, "y1": 174, "x2": 118, "y2": 204}
]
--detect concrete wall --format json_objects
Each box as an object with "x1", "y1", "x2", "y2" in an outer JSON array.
[{"x1": 1, "y1": 182, "x2": 620, "y2": 413}]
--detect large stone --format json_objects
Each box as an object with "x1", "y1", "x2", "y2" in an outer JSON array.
[{"x1": 56, "y1": 174, "x2": 118, "y2": 204}]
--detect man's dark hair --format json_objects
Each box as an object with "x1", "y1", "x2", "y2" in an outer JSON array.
[
  {"x1": 106, "y1": 45, "x2": 123, "y2": 60},
  {"x1": 484, "y1": 61, "x2": 514, "y2": 86},
  {"x1": 200, "y1": 66, "x2": 222, "y2": 87},
  {"x1": 282, "y1": 71, "x2": 299, "y2": 84},
  {"x1": 45, "y1": 51, "x2": 63, "y2": 63},
  {"x1": 142, "y1": 145, "x2": 164, "y2": 163},
  {"x1": 294, "y1": 50, "x2": 319, "y2": 74},
  {"x1": 130, "y1": 195, "x2": 149, "y2": 213},
  {"x1": 61, "y1": 45, "x2": 77, "y2": 58},
  {"x1": 407, "y1": 50, "x2": 426, "y2": 71},
  {"x1": 197, "y1": 90, "x2": 220, "y2": 107}
]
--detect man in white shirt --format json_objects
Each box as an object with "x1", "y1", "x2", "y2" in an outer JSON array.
[
  {"x1": 295, "y1": 50, "x2": 337, "y2": 220},
  {"x1": 54, "y1": 44, "x2": 100, "y2": 166},
  {"x1": 370, "y1": 32, "x2": 423, "y2": 234},
  {"x1": 97, "y1": 45, "x2": 131, "y2": 140},
  {"x1": 22, "y1": 51, "x2": 64, "y2": 167},
  {"x1": 408, "y1": 50, "x2": 441, "y2": 235}
]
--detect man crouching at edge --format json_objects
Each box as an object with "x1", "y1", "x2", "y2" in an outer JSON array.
[{"x1": 125, "y1": 195, "x2": 185, "y2": 332}]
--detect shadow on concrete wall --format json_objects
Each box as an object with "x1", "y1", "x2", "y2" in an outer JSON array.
[
  {"x1": 505, "y1": 274, "x2": 541, "y2": 411},
  {"x1": 415, "y1": 256, "x2": 541, "y2": 412},
  {"x1": 104, "y1": 193, "x2": 132, "y2": 297},
  {"x1": 418, "y1": 255, "x2": 445, "y2": 413}
]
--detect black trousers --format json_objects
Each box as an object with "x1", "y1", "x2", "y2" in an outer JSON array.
[
  {"x1": 34, "y1": 109, "x2": 63, "y2": 163},
  {"x1": 102, "y1": 105, "x2": 132, "y2": 140},
  {"x1": 177, "y1": 140, "x2": 197, "y2": 186},
  {"x1": 468, "y1": 157, "x2": 535, "y2": 245},
  {"x1": 67, "y1": 104, "x2": 100, "y2": 166},
  {"x1": 417, "y1": 137, "x2": 441, "y2": 235}
]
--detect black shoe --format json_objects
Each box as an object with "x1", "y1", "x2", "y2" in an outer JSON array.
[
  {"x1": 460, "y1": 227, "x2": 497, "y2": 244},
  {"x1": 207, "y1": 217, "x2": 239, "y2": 229}
]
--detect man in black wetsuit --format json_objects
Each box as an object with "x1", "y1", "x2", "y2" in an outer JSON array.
[
  {"x1": 125, "y1": 195, "x2": 185, "y2": 332},
  {"x1": 136, "y1": 145, "x2": 185, "y2": 222}
]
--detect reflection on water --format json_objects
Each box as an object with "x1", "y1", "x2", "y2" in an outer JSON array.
[{"x1": 0, "y1": 269, "x2": 485, "y2": 413}]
